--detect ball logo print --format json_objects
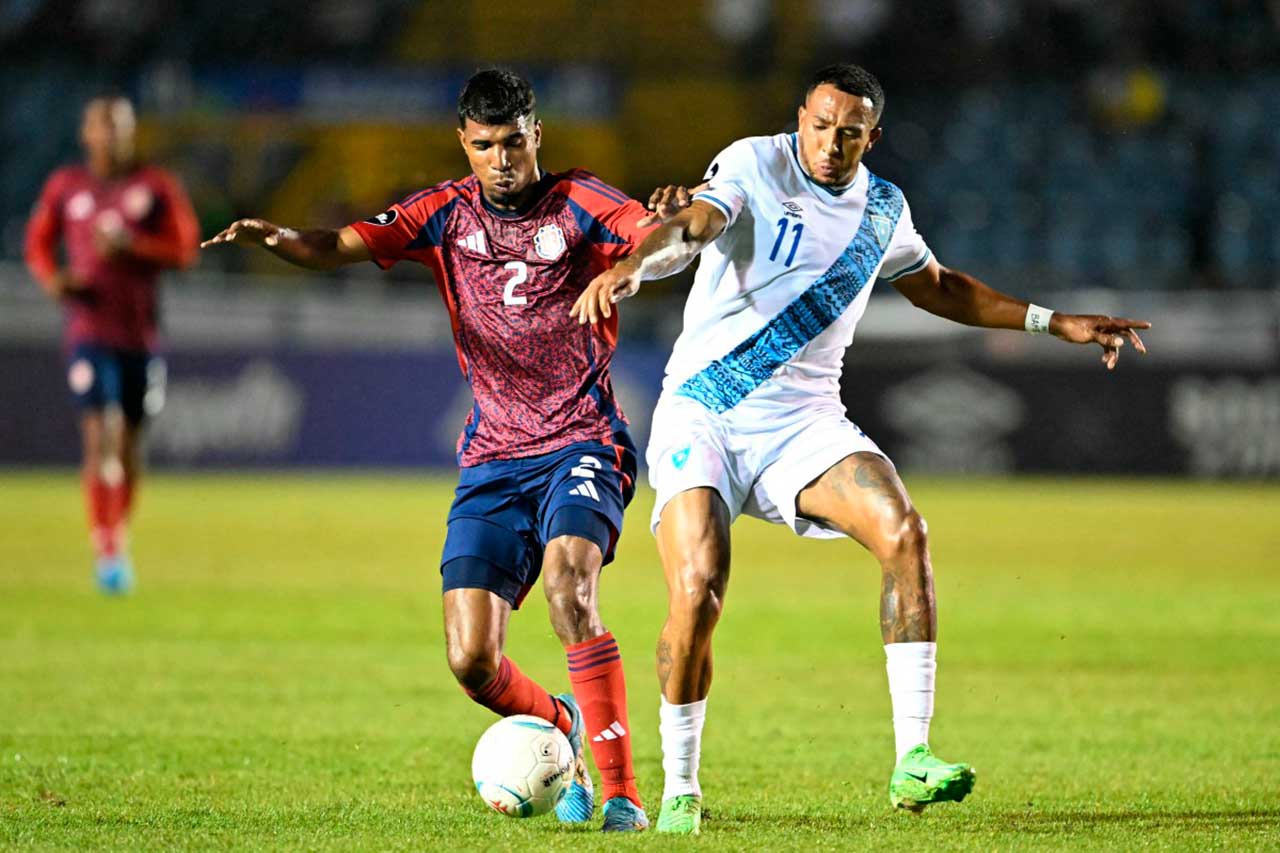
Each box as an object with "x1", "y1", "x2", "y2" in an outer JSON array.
[{"x1": 533, "y1": 224, "x2": 566, "y2": 260}]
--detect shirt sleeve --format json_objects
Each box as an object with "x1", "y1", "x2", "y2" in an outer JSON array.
[
  {"x1": 878, "y1": 196, "x2": 933, "y2": 282},
  {"x1": 691, "y1": 139, "x2": 755, "y2": 229},
  {"x1": 347, "y1": 200, "x2": 425, "y2": 270},
  {"x1": 595, "y1": 196, "x2": 656, "y2": 250},
  {"x1": 127, "y1": 171, "x2": 200, "y2": 270},
  {"x1": 24, "y1": 171, "x2": 65, "y2": 287}
]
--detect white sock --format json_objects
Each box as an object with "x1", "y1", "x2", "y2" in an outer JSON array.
[
  {"x1": 659, "y1": 696, "x2": 707, "y2": 800},
  {"x1": 885, "y1": 642, "x2": 936, "y2": 761}
]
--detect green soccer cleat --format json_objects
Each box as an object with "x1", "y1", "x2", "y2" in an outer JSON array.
[
  {"x1": 889, "y1": 744, "x2": 976, "y2": 813},
  {"x1": 655, "y1": 794, "x2": 702, "y2": 835}
]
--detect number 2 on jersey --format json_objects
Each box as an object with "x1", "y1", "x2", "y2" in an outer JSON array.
[
  {"x1": 769, "y1": 218, "x2": 804, "y2": 267},
  {"x1": 503, "y1": 261, "x2": 528, "y2": 306}
]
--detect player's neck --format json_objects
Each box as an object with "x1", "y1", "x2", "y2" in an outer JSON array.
[{"x1": 87, "y1": 155, "x2": 134, "y2": 180}]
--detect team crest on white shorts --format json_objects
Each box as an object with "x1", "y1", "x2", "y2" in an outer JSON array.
[{"x1": 533, "y1": 224, "x2": 566, "y2": 260}]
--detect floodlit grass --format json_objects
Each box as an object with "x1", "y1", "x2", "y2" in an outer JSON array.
[{"x1": 2, "y1": 472, "x2": 1278, "y2": 850}]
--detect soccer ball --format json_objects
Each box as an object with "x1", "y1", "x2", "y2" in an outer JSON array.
[{"x1": 471, "y1": 715, "x2": 574, "y2": 818}]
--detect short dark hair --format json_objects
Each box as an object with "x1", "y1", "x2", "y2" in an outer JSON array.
[
  {"x1": 804, "y1": 63, "x2": 884, "y2": 119},
  {"x1": 457, "y1": 68, "x2": 536, "y2": 127}
]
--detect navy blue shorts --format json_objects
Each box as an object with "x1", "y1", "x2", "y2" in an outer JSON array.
[
  {"x1": 441, "y1": 431, "x2": 637, "y2": 609},
  {"x1": 66, "y1": 343, "x2": 165, "y2": 425}
]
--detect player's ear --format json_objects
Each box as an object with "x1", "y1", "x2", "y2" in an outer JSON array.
[
  {"x1": 866, "y1": 126, "x2": 883, "y2": 151},
  {"x1": 532, "y1": 119, "x2": 542, "y2": 150},
  {"x1": 456, "y1": 126, "x2": 468, "y2": 152}
]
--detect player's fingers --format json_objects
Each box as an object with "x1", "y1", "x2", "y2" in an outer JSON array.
[
  {"x1": 1109, "y1": 317, "x2": 1152, "y2": 330},
  {"x1": 598, "y1": 282, "x2": 613, "y2": 319},
  {"x1": 1124, "y1": 328, "x2": 1147, "y2": 354},
  {"x1": 571, "y1": 288, "x2": 591, "y2": 323},
  {"x1": 689, "y1": 181, "x2": 710, "y2": 195},
  {"x1": 635, "y1": 212, "x2": 660, "y2": 227},
  {"x1": 676, "y1": 186, "x2": 691, "y2": 208},
  {"x1": 1102, "y1": 344, "x2": 1119, "y2": 370}
]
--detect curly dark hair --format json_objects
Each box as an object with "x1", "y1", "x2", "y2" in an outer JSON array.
[
  {"x1": 804, "y1": 63, "x2": 884, "y2": 118},
  {"x1": 457, "y1": 68, "x2": 536, "y2": 127}
]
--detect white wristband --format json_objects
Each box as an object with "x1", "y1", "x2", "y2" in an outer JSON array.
[{"x1": 1025, "y1": 303, "x2": 1054, "y2": 334}]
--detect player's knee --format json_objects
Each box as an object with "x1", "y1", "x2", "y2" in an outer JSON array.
[
  {"x1": 670, "y1": 555, "x2": 728, "y2": 626},
  {"x1": 543, "y1": 573, "x2": 595, "y2": 633},
  {"x1": 446, "y1": 638, "x2": 501, "y2": 692},
  {"x1": 882, "y1": 508, "x2": 929, "y2": 562}
]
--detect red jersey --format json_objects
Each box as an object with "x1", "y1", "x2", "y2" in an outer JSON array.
[
  {"x1": 349, "y1": 170, "x2": 653, "y2": 467},
  {"x1": 24, "y1": 164, "x2": 200, "y2": 352}
]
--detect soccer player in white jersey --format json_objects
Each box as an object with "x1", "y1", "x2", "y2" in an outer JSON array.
[{"x1": 571, "y1": 63, "x2": 1151, "y2": 834}]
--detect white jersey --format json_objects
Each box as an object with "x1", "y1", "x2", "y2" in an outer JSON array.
[{"x1": 663, "y1": 132, "x2": 931, "y2": 412}]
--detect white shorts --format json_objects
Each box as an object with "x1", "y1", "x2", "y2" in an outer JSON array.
[{"x1": 646, "y1": 392, "x2": 887, "y2": 539}]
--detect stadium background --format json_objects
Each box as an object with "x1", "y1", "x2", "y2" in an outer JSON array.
[{"x1": 1, "y1": 2, "x2": 1278, "y2": 849}]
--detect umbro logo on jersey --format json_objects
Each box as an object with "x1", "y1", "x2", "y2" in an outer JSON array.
[
  {"x1": 364, "y1": 210, "x2": 398, "y2": 226},
  {"x1": 458, "y1": 231, "x2": 487, "y2": 254},
  {"x1": 592, "y1": 721, "x2": 627, "y2": 742},
  {"x1": 569, "y1": 481, "x2": 600, "y2": 501},
  {"x1": 782, "y1": 200, "x2": 804, "y2": 219},
  {"x1": 871, "y1": 214, "x2": 893, "y2": 250}
]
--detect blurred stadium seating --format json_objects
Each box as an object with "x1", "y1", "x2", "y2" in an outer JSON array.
[{"x1": 1, "y1": 0, "x2": 1277, "y2": 476}]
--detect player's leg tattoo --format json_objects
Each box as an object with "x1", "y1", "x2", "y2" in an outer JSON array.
[
  {"x1": 542, "y1": 535, "x2": 606, "y2": 645},
  {"x1": 656, "y1": 488, "x2": 731, "y2": 702},
  {"x1": 798, "y1": 452, "x2": 937, "y2": 643}
]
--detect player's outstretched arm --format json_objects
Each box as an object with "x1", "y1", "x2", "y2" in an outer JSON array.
[
  {"x1": 892, "y1": 257, "x2": 1151, "y2": 370},
  {"x1": 201, "y1": 219, "x2": 371, "y2": 271},
  {"x1": 570, "y1": 200, "x2": 726, "y2": 324}
]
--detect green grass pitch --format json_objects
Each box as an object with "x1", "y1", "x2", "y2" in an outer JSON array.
[{"x1": 1, "y1": 471, "x2": 1278, "y2": 850}]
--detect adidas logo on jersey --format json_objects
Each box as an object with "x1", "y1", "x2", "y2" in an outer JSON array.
[
  {"x1": 569, "y1": 481, "x2": 600, "y2": 501},
  {"x1": 457, "y1": 231, "x2": 487, "y2": 254},
  {"x1": 592, "y1": 721, "x2": 627, "y2": 742}
]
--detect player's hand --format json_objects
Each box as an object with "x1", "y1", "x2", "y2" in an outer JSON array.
[
  {"x1": 571, "y1": 266, "x2": 641, "y2": 324},
  {"x1": 48, "y1": 270, "x2": 88, "y2": 298},
  {"x1": 637, "y1": 182, "x2": 710, "y2": 227},
  {"x1": 201, "y1": 218, "x2": 283, "y2": 249},
  {"x1": 1050, "y1": 313, "x2": 1151, "y2": 370}
]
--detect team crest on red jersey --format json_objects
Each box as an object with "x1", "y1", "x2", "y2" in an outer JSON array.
[{"x1": 533, "y1": 224, "x2": 566, "y2": 260}]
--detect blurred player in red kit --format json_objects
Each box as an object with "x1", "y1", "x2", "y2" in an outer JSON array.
[
  {"x1": 24, "y1": 95, "x2": 200, "y2": 593},
  {"x1": 203, "y1": 69, "x2": 682, "y2": 832}
]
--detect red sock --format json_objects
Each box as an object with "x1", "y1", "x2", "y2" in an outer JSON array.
[
  {"x1": 567, "y1": 632, "x2": 641, "y2": 807},
  {"x1": 465, "y1": 656, "x2": 572, "y2": 736},
  {"x1": 119, "y1": 475, "x2": 136, "y2": 522},
  {"x1": 82, "y1": 471, "x2": 118, "y2": 557}
]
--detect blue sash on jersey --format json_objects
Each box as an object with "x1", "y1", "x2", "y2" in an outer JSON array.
[{"x1": 676, "y1": 172, "x2": 905, "y2": 413}]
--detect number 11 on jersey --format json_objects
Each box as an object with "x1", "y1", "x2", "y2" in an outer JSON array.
[{"x1": 770, "y1": 218, "x2": 804, "y2": 267}]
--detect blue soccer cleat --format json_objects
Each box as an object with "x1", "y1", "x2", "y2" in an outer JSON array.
[
  {"x1": 553, "y1": 693, "x2": 594, "y2": 823},
  {"x1": 601, "y1": 795, "x2": 649, "y2": 832},
  {"x1": 95, "y1": 554, "x2": 134, "y2": 595}
]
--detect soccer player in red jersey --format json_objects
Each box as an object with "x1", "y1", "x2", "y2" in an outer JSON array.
[
  {"x1": 24, "y1": 95, "x2": 200, "y2": 594},
  {"x1": 203, "y1": 69, "x2": 667, "y2": 831}
]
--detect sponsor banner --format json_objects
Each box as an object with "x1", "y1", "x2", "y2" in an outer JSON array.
[
  {"x1": 0, "y1": 343, "x2": 667, "y2": 470},
  {"x1": 843, "y1": 364, "x2": 1280, "y2": 477},
  {"x1": 0, "y1": 343, "x2": 1275, "y2": 476}
]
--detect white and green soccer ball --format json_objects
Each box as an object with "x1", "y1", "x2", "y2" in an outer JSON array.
[{"x1": 471, "y1": 715, "x2": 573, "y2": 818}]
